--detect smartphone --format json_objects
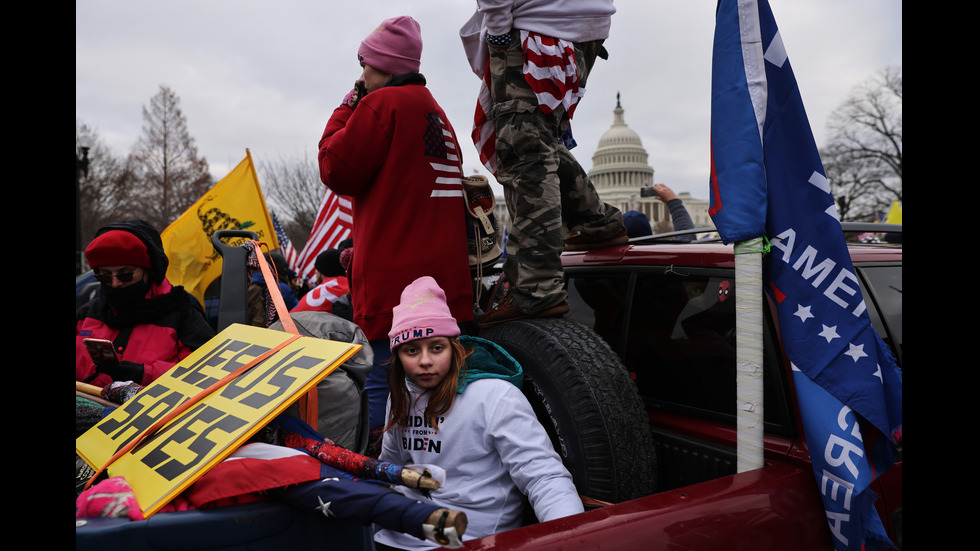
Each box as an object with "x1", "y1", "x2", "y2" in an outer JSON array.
[{"x1": 83, "y1": 338, "x2": 119, "y2": 367}]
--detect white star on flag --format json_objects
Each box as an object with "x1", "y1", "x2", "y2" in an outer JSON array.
[
  {"x1": 845, "y1": 342, "x2": 868, "y2": 363},
  {"x1": 316, "y1": 496, "x2": 335, "y2": 518},
  {"x1": 818, "y1": 325, "x2": 839, "y2": 343},
  {"x1": 794, "y1": 304, "x2": 814, "y2": 323}
]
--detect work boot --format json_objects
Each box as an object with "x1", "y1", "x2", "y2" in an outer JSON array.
[
  {"x1": 477, "y1": 295, "x2": 569, "y2": 329},
  {"x1": 564, "y1": 228, "x2": 628, "y2": 251}
]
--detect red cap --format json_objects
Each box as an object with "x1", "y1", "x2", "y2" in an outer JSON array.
[{"x1": 85, "y1": 230, "x2": 151, "y2": 270}]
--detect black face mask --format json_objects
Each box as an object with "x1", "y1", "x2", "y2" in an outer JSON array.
[{"x1": 103, "y1": 280, "x2": 149, "y2": 310}]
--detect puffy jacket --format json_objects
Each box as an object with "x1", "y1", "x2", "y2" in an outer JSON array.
[{"x1": 76, "y1": 220, "x2": 215, "y2": 387}]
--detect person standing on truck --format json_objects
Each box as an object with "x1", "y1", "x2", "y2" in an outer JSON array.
[
  {"x1": 75, "y1": 219, "x2": 215, "y2": 388},
  {"x1": 317, "y1": 15, "x2": 474, "y2": 452},
  {"x1": 374, "y1": 276, "x2": 583, "y2": 550},
  {"x1": 460, "y1": 0, "x2": 627, "y2": 329}
]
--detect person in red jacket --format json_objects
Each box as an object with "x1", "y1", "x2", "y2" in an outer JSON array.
[
  {"x1": 318, "y1": 15, "x2": 474, "y2": 445},
  {"x1": 292, "y1": 248, "x2": 350, "y2": 315},
  {"x1": 75, "y1": 220, "x2": 215, "y2": 388}
]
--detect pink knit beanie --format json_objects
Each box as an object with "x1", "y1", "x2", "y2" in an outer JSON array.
[
  {"x1": 358, "y1": 16, "x2": 423, "y2": 76},
  {"x1": 389, "y1": 276, "x2": 460, "y2": 351}
]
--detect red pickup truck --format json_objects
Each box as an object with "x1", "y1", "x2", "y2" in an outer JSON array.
[
  {"x1": 76, "y1": 224, "x2": 902, "y2": 550},
  {"x1": 464, "y1": 223, "x2": 902, "y2": 550}
]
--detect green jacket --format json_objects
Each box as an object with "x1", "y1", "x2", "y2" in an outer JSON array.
[{"x1": 458, "y1": 335, "x2": 523, "y2": 392}]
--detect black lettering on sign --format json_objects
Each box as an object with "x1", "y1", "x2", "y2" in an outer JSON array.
[
  {"x1": 170, "y1": 339, "x2": 272, "y2": 390},
  {"x1": 97, "y1": 385, "x2": 185, "y2": 453},
  {"x1": 139, "y1": 403, "x2": 248, "y2": 481},
  {"x1": 219, "y1": 348, "x2": 325, "y2": 409}
]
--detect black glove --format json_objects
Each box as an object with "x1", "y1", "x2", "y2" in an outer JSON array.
[
  {"x1": 96, "y1": 360, "x2": 145, "y2": 384},
  {"x1": 486, "y1": 32, "x2": 512, "y2": 49}
]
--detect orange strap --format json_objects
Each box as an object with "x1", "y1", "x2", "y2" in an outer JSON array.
[
  {"x1": 251, "y1": 241, "x2": 317, "y2": 430},
  {"x1": 253, "y1": 242, "x2": 298, "y2": 335},
  {"x1": 83, "y1": 333, "x2": 302, "y2": 492}
]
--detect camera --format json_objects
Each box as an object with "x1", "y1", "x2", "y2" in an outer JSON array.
[{"x1": 640, "y1": 184, "x2": 658, "y2": 198}]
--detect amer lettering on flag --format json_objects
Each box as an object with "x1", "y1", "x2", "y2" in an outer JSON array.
[
  {"x1": 162, "y1": 150, "x2": 278, "y2": 306},
  {"x1": 294, "y1": 188, "x2": 352, "y2": 284},
  {"x1": 710, "y1": 1, "x2": 902, "y2": 550}
]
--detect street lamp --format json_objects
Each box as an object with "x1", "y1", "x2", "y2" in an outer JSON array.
[{"x1": 76, "y1": 125, "x2": 93, "y2": 276}]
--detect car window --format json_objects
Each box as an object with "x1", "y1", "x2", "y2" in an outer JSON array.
[
  {"x1": 567, "y1": 273, "x2": 633, "y2": 355},
  {"x1": 856, "y1": 264, "x2": 903, "y2": 368},
  {"x1": 625, "y1": 272, "x2": 737, "y2": 413},
  {"x1": 567, "y1": 269, "x2": 792, "y2": 430}
]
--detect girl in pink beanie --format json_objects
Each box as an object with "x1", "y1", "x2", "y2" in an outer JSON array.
[{"x1": 375, "y1": 277, "x2": 582, "y2": 550}]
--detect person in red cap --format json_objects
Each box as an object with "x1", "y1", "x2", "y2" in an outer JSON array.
[
  {"x1": 75, "y1": 220, "x2": 215, "y2": 388},
  {"x1": 317, "y1": 16, "x2": 474, "y2": 446}
]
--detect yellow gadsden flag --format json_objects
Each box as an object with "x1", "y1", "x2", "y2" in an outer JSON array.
[{"x1": 161, "y1": 150, "x2": 278, "y2": 305}]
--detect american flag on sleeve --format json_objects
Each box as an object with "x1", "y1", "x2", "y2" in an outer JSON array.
[{"x1": 423, "y1": 112, "x2": 464, "y2": 199}]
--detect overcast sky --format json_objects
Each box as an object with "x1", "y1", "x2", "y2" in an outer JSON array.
[{"x1": 76, "y1": 0, "x2": 902, "y2": 203}]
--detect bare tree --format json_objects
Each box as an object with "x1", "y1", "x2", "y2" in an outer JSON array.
[
  {"x1": 822, "y1": 67, "x2": 902, "y2": 221},
  {"x1": 127, "y1": 85, "x2": 212, "y2": 229},
  {"x1": 257, "y1": 152, "x2": 324, "y2": 249},
  {"x1": 77, "y1": 122, "x2": 140, "y2": 256}
]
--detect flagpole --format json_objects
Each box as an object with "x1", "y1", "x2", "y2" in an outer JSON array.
[{"x1": 735, "y1": 238, "x2": 765, "y2": 472}]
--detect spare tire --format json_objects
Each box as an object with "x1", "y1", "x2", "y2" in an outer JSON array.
[{"x1": 481, "y1": 318, "x2": 656, "y2": 504}]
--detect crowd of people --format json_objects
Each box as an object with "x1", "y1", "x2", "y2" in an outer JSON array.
[{"x1": 76, "y1": 3, "x2": 699, "y2": 548}]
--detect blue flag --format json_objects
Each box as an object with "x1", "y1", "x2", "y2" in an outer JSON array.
[{"x1": 709, "y1": 1, "x2": 902, "y2": 549}]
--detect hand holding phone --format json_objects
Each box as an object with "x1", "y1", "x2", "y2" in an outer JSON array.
[{"x1": 83, "y1": 338, "x2": 119, "y2": 367}]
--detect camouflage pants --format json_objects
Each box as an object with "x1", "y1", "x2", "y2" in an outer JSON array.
[{"x1": 489, "y1": 31, "x2": 624, "y2": 313}]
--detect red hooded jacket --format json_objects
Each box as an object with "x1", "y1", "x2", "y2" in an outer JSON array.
[{"x1": 318, "y1": 76, "x2": 473, "y2": 341}]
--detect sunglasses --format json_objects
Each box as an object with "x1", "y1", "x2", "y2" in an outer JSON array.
[{"x1": 93, "y1": 268, "x2": 142, "y2": 285}]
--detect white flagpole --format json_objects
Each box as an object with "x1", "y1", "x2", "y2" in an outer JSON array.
[{"x1": 735, "y1": 238, "x2": 765, "y2": 472}]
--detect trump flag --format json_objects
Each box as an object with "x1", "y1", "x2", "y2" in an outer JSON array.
[{"x1": 709, "y1": 1, "x2": 902, "y2": 549}]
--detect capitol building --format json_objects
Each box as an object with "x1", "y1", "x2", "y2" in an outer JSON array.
[{"x1": 588, "y1": 94, "x2": 710, "y2": 233}]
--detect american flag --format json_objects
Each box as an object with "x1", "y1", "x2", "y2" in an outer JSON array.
[
  {"x1": 471, "y1": 31, "x2": 583, "y2": 175},
  {"x1": 472, "y1": 63, "x2": 496, "y2": 175},
  {"x1": 271, "y1": 212, "x2": 299, "y2": 271},
  {"x1": 423, "y1": 112, "x2": 463, "y2": 198},
  {"x1": 294, "y1": 188, "x2": 353, "y2": 283}
]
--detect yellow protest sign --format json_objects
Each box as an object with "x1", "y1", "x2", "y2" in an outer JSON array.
[{"x1": 75, "y1": 323, "x2": 360, "y2": 518}]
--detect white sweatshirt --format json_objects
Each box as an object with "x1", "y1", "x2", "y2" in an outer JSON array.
[{"x1": 374, "y1": 378, "x2": 583, "y2": 549}]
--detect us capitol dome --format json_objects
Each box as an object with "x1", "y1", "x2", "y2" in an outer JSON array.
[{"x1": 588, "y1": 93, "x2": 709, "y2": 232}]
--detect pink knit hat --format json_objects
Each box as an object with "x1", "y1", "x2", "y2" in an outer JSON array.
[
  {"x1": 389, "y1": 276, "x2": 460, "y2": 351},
  {"x1": 358, "y1": 16, "x2": 423, "y2": 76}
]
